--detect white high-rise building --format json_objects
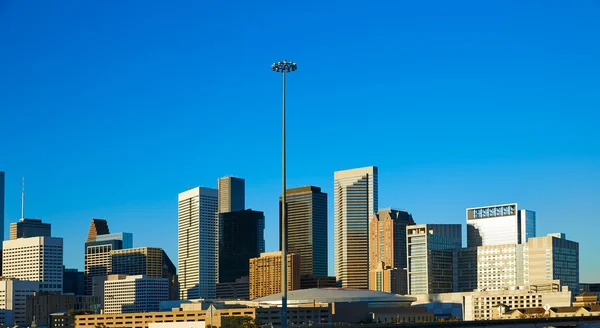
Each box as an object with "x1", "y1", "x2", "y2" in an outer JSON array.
[
  {"x1": 334, "y1": 166, "x2": 378, "y2": 289},
  {"x1": 466, "y1": 203, "x2": 535, "y2": 247},
  {"x1": 0, "y1": 278, "x2": 39, "y2": 326},
  {"x1": 178, "y1": 187, "x2": 218, "y2": 299},
  {"x1": 2, "y1": 236, "x2": 63, "y2": 292},
  {"x1": 104, "y1": 275, "x2": 169, "y2": 314}
]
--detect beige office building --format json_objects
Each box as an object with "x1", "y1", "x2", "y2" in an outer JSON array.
[
  {"x1": 527, "y1": 233, "x2": 579, "y2": 292},
  {"x1": 249, "y1": 252, "x2": 300, "y2": 300},
  {"x1": 111, "y1": 247, "x2": 179, "y2": 300},
  {"x1": 369, "y1": 209, "x2": 414, "y2": 294},
  {"x1": 104, "y1": 275, "x2": 169, "y2": 314},
  {"x1": 334, "y1": 166, "x2": 378, "y2": 289},
  {"x1": 413, "y1": 282, "x2": 571, "y2": 321}
]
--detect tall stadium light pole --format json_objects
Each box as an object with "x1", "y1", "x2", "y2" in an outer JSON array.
[{"x1": 271, "y1": 59, "x2": 297, "y2": 328}]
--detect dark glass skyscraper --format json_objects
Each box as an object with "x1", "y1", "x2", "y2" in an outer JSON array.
[
  {"x1": 218, "y1": 209, "x2": 265, "y2": 283},
  {"x1": 279, "y1": 186, "x2": 328, "y2": 276},
  {"x1": 10, "y1": 218, "x2": 51, "y2": 239}
]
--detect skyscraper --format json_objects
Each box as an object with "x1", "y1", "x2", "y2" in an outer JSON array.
[
  {"x1": 217, "y1": 176, "x2": 245, "y2": 214},
  {"x1": 111, "y1": 247, "x2": 179, "y2": 300},
  {"x1": 279, "y1": 186, "x2": 328, "y2": 276},
  {"x1": 2, "y1": 236, "x2": 64, "y2": 292},
  {"x1": 0, "y1": 171, "x2": 4, "y2": 246},
  {"x1": 334, "y1": 166, "x2": 378, "y2": 289},
  {"x1": 466, "y1": 203, "x2": 536, "y2": 247},
  {"x1": 178, "y1": 187, "x2": 218, "y2": 300},
  {"x1": 249, "y1": 252, "x2": 301, "y2": 300},
  {"x1": 10, "y1": 218, "x2": 51, "y2": 239},
  {"x1": 84, "y1": 219, "x2": 133, "y2": 295},
  {"x1": 407, "y1": 224, "x2": 462, "y2": 295},
  {"x1": 219, "y1": 209, "x2": 265, "y2": 283},
  {"x1": 369, "y1": 208, "x2": 415, "y2": 294}
]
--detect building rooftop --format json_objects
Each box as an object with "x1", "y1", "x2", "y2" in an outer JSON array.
[{"x1": 252, "y1": 288, "x2": 416, "y2": 304}]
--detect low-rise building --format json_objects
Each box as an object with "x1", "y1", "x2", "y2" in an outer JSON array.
[
  {"x1": 25, "y1": 292, "x2": 101, "y2": 327},
  {"x1": 104, "y1": 275, "x2": 169, "y2": 314},
  {"x1": 412, "y1": 283, "x2": 572, "y2": 321},
  {"x1": 75, "y1": 288, "x2": 430, "y2": 328}
]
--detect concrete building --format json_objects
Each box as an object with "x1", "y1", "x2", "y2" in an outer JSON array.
[
  {"x1": 2, "y1": 236, "x2": 63, "y2": 292},
  {"x1": 9, "y1": 218, "x2": 51, "y2": 240},
  {"x1": 466, "y1": 203, "x2": 536, "y2": 247},
  {"x1": 412, "y1": 283, "x2": 572, "y2": 321},
  {"x1": 218, "y1": 209, "x2": 264, "y2": 284},
  {"x1": 0, "y1": 278, "x2": 39, "y2": 326},
  {"x1": 279, "y1": 186, "x2": 328, "y2": 276},
  {"x1": 407, "y1": 224, "x2": 462, "y2": 295},
  {"x1": 104, "y1": 275, "x2": 169, "y2": 314},
  {"x1": 217, "y1": 176, "x2": 244, "y2": 214},
  {"x1": 455, "y1": 247, "x2": 478, "y2": 292},
  {"x1": 25, "y1": 292, "x2": 101, "y2": 327},
  {"x1": 215, "y1": 276, "x2": 250, "y2": 300},
  {"x1": 249, "y1": 251, "x2": 300, "y2": 300},
  {"x1": 455, "y1": 233, "x2": 579, "y2": 293},
  {"x1": 476, "y1": 243, "x2": 527, "y2": 291},
  {"x1": 369, "y1": 208, "x2": 415, "y2": 294},
  {"x1": 84, "y1": 222, "x2": 133, "y2": 296},
  {"x1": 333, "y1": 166, "x2": 378, "y2": 289},
  {"x1": 0, "y1": 171, "x2": 4, "y2": 252},
  {"x1": 178, "y1": 187, "x2": 218, "y2": 300},
  {"x1": 63, "y1": 267, "x2": 85, "y2": 295},
  {"x1": 111, "y1": 247, "x2": 179, "y2": 300},
  {"x1": 527, "y1": 233, "x2": 579, "y2": 293}
]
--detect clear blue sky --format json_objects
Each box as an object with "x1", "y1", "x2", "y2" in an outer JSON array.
[{"x1": 1, "y1": 1, "x2": 599, "y2": 282}]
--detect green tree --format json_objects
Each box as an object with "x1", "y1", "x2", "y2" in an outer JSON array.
[{"x1": 221, "y1": 316, "x2": 260, "y2": 328}]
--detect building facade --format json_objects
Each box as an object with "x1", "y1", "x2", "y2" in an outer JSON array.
[
  {"x1": 0, "y1": 171, "x2": 4, "y2": 253},
  {"x1": 249, "y1": 252, "x2": 300, "y2": 300},
  {"x1": 333, "y1": 166, "x2": 378, "y2": 289},
  {"x1": 369, "y1": 208, "x2": 415, "y2": 294},
  {"x1": 178, "y1": 187, "x2": 218, "y2": 300},
  {"x1": 63, "y1": 267, "x2": 85, "y2": 295},
  {"x1": 84, "y1": 229, "x2": 133, "y2": 296},
  {"x1": 216, "y1": 276, "x2": 250, "y2": 300},
  {"x1": 111, "y1": 247, "x2": 179, "y2": 300},
  {"x1": 25, "y1": 292, "x2": 101, "y2": 327},
  {"x1": 466, "y1": 203, "x2": 536, "y2": 247},
  {"x1": 527, "y1": 234, "x2": 579, "y2": 293},
  {"x1": 219, "y1": 209, "x2": 265, "y2": 283},
  {"x1": 407, "y1": 224, "x2": 462, "y2": 295},
  {"x1": 217, "y1": 176, "x2": 245, "y2": 214},
  {"x1": 279, "y1": 186, "x2": 328, "y2": 277},
  {"x1": 0, "y1": 278, "x2": 39, "y2": 326},
  {"x1": 9, "y1": 218, "x2": 51, "y2": 240},
  {"x1": 104, "y1": 275, "x2": 169, "y2": 314},
  {"x1": 2, "y1": 236, "x2": 63, "y2": 292},
  {"x1": 412, "y1": 284, "x2": 572, "y2": 321}
]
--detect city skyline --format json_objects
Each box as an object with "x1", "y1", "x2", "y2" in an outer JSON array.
[{"x1": 1, "y1": 1, "x2": 599, "y2": 283}]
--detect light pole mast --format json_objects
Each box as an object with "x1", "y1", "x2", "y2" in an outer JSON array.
[{"x1": 271, "y1": 59, "x2": 297, "y2": 328}]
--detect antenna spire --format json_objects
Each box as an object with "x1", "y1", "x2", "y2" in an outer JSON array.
[{"x1": 21, "y1": 177, "x2": 25, "y2": 220}]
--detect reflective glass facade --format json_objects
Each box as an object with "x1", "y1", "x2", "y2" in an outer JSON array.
[{"x1": 467, "y1": 204, "x2": 536, "y2": 247}]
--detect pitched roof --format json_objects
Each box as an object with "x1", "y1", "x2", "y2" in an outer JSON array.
[
  {"x1": 86, "y1": 218, "x2": 110, "y2": 242},
  {"x1": 552, "y1": 306, "x2": 588, "y2": 313},
  {"x1": 578, "y1": 291, "x2": 598, "y2": 297}
]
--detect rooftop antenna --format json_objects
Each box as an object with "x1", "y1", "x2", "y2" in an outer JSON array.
[{"x1": 21, "y1": 176, "x2": 25, "y2": 220}]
